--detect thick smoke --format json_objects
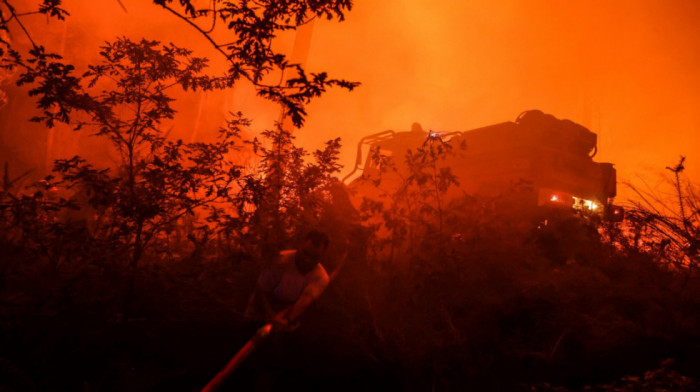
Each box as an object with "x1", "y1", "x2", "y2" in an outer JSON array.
[{"x1": 3, "y1": 0, "x2": 699, "y2": 196}]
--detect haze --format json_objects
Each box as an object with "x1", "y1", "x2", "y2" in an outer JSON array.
[{"x1": 4, "y1": 0, "x2": 699, "y2": 200}]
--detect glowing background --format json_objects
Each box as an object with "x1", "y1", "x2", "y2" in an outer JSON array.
[
  {"x1": 5, "y1": 0, "x2": 700, "y2": 199},
  {"x1": 301, "y1": 0, "x2": 700, "y2": 197}
]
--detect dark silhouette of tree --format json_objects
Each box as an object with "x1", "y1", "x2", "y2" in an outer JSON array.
[
  {"x1": 220, "y1": 124, "x2": 343, "y2": 255},
  {"x1": 0, "y1": 1, "x2": 359, "y2": 320},
  {"x1": 623, "y1": 157, "x2": 699, "y2": 270},
  {"x1": 358, "y1": 132, "x2": 461, "y2": 259},
  {"x1": 155, "y1": 0, "x2": 357, "y2": 126},
  {"x1": 1, "y1": 0, "x2": 358, "y2": 128},
  {"x1": 44, "y1": 38, "x2": 240, "y2": 269}
]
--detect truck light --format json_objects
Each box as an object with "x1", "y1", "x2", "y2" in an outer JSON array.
[
  {"x1": 571, "y1": 196, "x2": 599, "y2": 212},
  {"x1": 583, "y1": 199, "x2": 598, "y2": 211},
  {"x1": 605, "y1": 205, "x2": 625, "y2": 222},
  {"x1": 538, "y1": 189, "x2": 574, "y2": 208}
]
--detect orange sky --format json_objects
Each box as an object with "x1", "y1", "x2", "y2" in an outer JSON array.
[
  {"x1": 301, "y1": 0, "x2": 700, "y2": 199},
  {"x1": 6, "y1": 0, "x2": 700, "y2": 201}
]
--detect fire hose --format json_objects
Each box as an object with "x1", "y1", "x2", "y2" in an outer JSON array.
[
  {"x1": 200, "y1": 322, "x2": 274, "y2": 392},
  {"x1": 200, "y1": 249, "x2": 348, "y2": 392}
]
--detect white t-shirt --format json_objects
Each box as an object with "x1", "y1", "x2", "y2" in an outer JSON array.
[{"x1": 258, "y1": 250, "x2": 329, "y2": 304}]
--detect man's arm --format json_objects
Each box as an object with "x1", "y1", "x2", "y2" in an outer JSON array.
[
  {"x1": 276, "y1": 288, "x2": 316, "y2": 324},
  {"x1": 272, "y1": 273, "x2": 329, "y2": 326}
]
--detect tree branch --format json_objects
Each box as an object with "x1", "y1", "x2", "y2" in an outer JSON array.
[
  {"x1": 158, "y1": 3, "x2": 230, "y2": 61},
  {"x1": 2, "y1": 0, "x2": 38, "y2": 49}
]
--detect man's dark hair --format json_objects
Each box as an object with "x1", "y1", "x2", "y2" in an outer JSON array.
[{"x1": 306, "y1": 230, "x2": 330, "y2": 250}]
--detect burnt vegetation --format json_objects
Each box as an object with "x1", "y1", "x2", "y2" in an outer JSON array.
[{"x1": 1, "y1": 1, "x2": 700, "y2": 391}]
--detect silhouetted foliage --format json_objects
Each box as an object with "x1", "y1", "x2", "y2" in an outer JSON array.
[
  {"x1": 357, "y1": 132, "x2": 463, "y2": 260},
  {"x1": 25, "y1": 38, "x2": 239, "y2": 273},
  {"x1": 154, "y1": 0, "x2": 358, "y2": 126},
  {"x1": 336, "y1": 144, "x2": 700, "y2": 390},
  {"x1": 619, "y1": 157, "x2": 700, "y2": 270},
  {"x1": 2, "y1": 0, "x2": 358, "y2": 128},
  {"x1": 219, "y1": 125, "x2": 344, "y2": 255},
  {"x1": 3, "y1": 1, "x2": 700, "y2": 391}
]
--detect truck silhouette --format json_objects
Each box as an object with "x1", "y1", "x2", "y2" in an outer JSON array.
[{"x1": 343, "y1": 110, "x2": 624, "y2": 221}]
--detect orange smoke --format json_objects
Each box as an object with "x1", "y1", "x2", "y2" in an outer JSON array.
[
  {"x1": 4, "y1": 0, "x2": 700, "y2": 201},
  {"x1": 301, "y1": 0, "x2": 700, "y2": 200}
]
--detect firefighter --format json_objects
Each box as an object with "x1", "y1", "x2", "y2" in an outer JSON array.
[
  {"x1": 244, "y1": 230, "x2": 330, "y2": 328},
  {"x1": 202, "y1": 231, "x2": 337, "y2": 391}
]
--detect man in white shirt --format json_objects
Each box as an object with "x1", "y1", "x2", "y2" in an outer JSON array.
[{"x1": 245, "y1": 230, "x2": 330, "y2": 328}]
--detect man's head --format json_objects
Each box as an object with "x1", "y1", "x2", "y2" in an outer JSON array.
[{"x1": 295, "y1": 230, "x2": 329, "y2": 274}]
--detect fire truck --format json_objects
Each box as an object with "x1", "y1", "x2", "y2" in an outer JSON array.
[{"x1": 343, "y1": 110, "x2": 624, "y2": 221}]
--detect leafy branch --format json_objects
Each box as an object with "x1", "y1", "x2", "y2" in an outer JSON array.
[{"x1": 153, "y1": 0, "x2": 359, "y2": 127}]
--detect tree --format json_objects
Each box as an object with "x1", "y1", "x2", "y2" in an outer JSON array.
[
  {"x1": 153, "y1": 0, "x2": 358, "y2": 127},
  {"x1": 220, "y1": 124, "x2": 343, "y2": 255},
  {"x1": 623, "y1": 157, "x2": 700, "y2": 270},
  {"x1": 1, "y1": 0, "x2": 358, "y2": 129},
  {"x1": 41, "y1": 38, "x2": 242, "y2": 271},
  {"x1": 358, "y1": 132, "x2": 462, "y2": 261},
  {"x1": 0, "y1": 1, "x2": 360, "y2": 318},
  {"x1": 1, "y1": 1, "x2": 360, "y2": 260}
]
